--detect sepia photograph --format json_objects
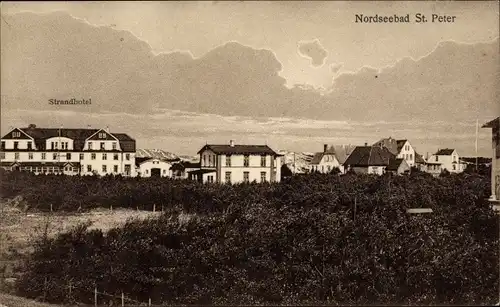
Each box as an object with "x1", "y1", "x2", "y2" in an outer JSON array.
[{"x1": 0, "y1": 1, "x2": 499, "y2": 306}]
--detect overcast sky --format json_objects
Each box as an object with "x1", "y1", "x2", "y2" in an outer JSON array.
[{"x1": 1, "y1": 1, "x2": 499, "y2": 156}]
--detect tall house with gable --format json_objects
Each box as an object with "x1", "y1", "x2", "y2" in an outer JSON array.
[
  {"x1": 190, "y1": 140, "x2": 282, "y2": 184},
  {"x1": 0, "y1": 124, "x2": 136, "y2": 176}
]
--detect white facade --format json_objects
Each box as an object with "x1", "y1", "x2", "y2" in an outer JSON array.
[
  {"x1": 138, "y1": 159, "x2": 172, "y2": 177},
  {"x1": 427, "y1": 149, "x2": 465, "y2": 173},
  {"x1": 1, "y1": 127, "x2": 136, "y2": 177},
  {"x1": 195, "y1": 145, "x2": 282, "y2": 184},
  {"x1": 396, "y1": 140, "x2": 416, "y2": 167},
  {"x1": 310, "y1": 154, "x2": 342, "y2": 173}
]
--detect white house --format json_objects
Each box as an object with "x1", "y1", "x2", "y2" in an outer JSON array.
[
  {"x1": 136, "y1": 158, "x2": 175, "y2": 177},
  {"x1": 310, "y1": 144, "x2": 341, "y2": 173},
  {"x1": 343, "y1": 145, "x2": 396, "y2": 175},
  {"x1": 427, "y1": 148, "x2": 465, "y2": 173},
  {"x1": 373, "y1": 137, "x2": 416, "y2": 167},
  {"x1": 190, "y1": 140, "x2": 282, "y2": 184},
  {"x1": 482, "y1": 117, "x2": 500, "y2": 203},
  {"x1": 0, "y1": 124, "x2": 136, "y2": 176}
]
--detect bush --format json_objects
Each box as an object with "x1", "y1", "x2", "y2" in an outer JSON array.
[{"x1": 8, "y1": 170, "x2": 498, "y2": 305}]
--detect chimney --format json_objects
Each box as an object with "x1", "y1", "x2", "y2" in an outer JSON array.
[
  {"x1": 229, "y1": 140, "x2": 235, "y2": 147},
  {"x1": 323, "y1": 144, "x2": 328, "y2": 152},
  {"x1": 364, "y1": 142, "x2": 368, "y2": 146},
  {"x1": 28, "y1": 124, "x2": 36, "y2": 129},
  {"x1": 105, "y1": 126, "x2": 110, "y2": 133}
]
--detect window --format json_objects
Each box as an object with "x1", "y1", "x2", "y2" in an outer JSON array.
[
  {"x1": 145, "y1": 170, "x2": 149, "y2": 174},
  {"x1": 87, "y1": 165, "x2": 92, "y2": 172},
  {"x1": 41, "y1": 153, "x2": 46, "y2": 160},
  {"x1": 410, "y1": 154, "x2": 413, "y2": 160},
  {"x1": 28, "y1": 153, "x2": 33, "y2": 160},
  {"x1": 91, "y1": 153, "x2": 96, "y2": 160},
  {"x1": 53, "y1": 153, "x2": 57, "y2": 160},
  {"x1": 102, "y1": 153, "x2": 107, "y2": 160},
  {"x1": 99, "y1": 132, "x2": 106, "y2": 139},
  {"x1": 243, "y1": 171, "x2": 250, "y2": 183},
  {"x1": 113, "y1": 165, "x2": 118, "y2": 173},
  {"x1": 261, "y1": 171, "x2": 266, "y2": 182},
  {"x1": 226, "y1": 155, "x2": 231, "y2": 167},
  {"x1": 13, "y1": 141, "x2": 18, "y2": 149},
  {"x1": 1, "y1": 141, "x2": 4, "y2": 149},
  {"x1": 207, "y1": 175, "x2": 214, "y2": 183},
  {"x1": 435, "y1": 156, "x2": 439, "y2": 162},
  {"x1": 261, "y1": 155, "x2": 266, "y2": 167},
  {"x1": 0, "y1": 152, "x2": 4, "y2": 160},
  {"x1": 113, "y1": 153, "x2": 119, "y2": 160},
  {"x1": 453, "y1": 156, "x2": 457, "y2": 162},
  {"x1": 328, "y1": 165, "x2": 331, "y2": 172},
  {"x1": 100, "y1": 142, "x2": 105, "y2": 150},
  {"x1": 12, "y1": 131, "x2": 21, "y2": 138},
  {"x1": 88, "y1": 142, "x2": 93, "y2": 150},
  {"x1": 244, "y1": 155, "x2": 250, "y2": 167},
  {"x1": 452, "y1": 164, "x2": 456, "y2": 170},
  {"x1": 27, "y1": 142, "x2": 32, "y2": 150},
  {"x1": 125, "y1": 153, "x2": 130, "y2": 161},
  {"x1": 102, "y1": 165, "x2": 107, "y2": 173},
  {"x1": 112, "y1": 142, "x2": 117, "y2": 150},
  {"x1": 203, "y1": 155, "x2": 207, "y2": 166},
  {"x1": 163, "y1": 169, "x2": 167, "y2": 175},
  {"x1": 66, "y1": 153, "x2": 71, "y2": 160},
  {"x1": 79, "y1": 153, "x2": 84, "y2": 160},
  {"x1": 124, "y1": 164, "x2": 131, "y2": 175},
  {"x1": 225, "y1": 171, "x2": 231, "y2": 183}
]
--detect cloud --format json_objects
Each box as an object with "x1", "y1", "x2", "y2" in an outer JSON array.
[
  {"x1": 1, "y1": 12, "x2": 498, "y2": 126},
  {"x1": 330, "y1": 63, "x2": 343, "y2": 74},
  {"x1": 297, "y1": 39, "x2": 328, "y2": 67}
]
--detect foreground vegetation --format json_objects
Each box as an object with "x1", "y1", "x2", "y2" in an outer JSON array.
[{"x1": 0, "y1": 170, "x2": 498, "y2": 305}]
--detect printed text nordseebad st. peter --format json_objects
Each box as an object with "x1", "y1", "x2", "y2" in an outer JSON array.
[{"x1": 355, "y1": 14, "x2": 457, "y2": 23}]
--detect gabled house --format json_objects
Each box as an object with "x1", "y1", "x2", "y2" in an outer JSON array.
[
  {"x1": 482, "y1": 117, "x2": 499, "y2": 203},
  {"x1": 385, "y1": 158, "x2": 410, "y2": 175},
  {"x1": 0, "y1": 124, "x2": 136, "y2": 176},
  {"x1": 414, "y1": 152, "x2": 427, "y2": 171},
  {"x1": 170, "y1": 161, "x2": 200, "y2": 179},
  {"x1": 343, "y1": 145, "x2": 396, "y2": 175},
  {"x1": 427, "y1": 148, "x2": 465, "y2": 173},
  {"x1": 192, "y1": 140, "x2": 282, "y2": 184},
  {"x1": 373, "y1": 137, "x2": 416, "y2": 167},
  {"x1": 310, "y1": 144, "x2": 341, "y2": 173},
  {"x1": 136, "y1": 157, "x2": 179, "y2": 177}
]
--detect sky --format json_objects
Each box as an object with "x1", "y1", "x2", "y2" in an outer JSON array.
[{"x1": 1, "y1": 1, "x2": 499, "y2": 156}]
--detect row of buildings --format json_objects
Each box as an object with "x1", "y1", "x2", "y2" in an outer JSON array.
[
  {"x1": 308, "y1": 138, "x2": 466, "y2": 176},
  {"x1": 0, "y1": 119, "x2": 498, "y2": 202}
]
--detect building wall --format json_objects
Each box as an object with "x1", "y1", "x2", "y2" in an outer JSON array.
[
  {"x1": 138, "y1": 159, "x2": 172, "y2": 177},
  {"x1": 1, "y1": 130, "x2": 136, "y2": 177},
  {"x1": 198, "y1": 150, "x2": 281, "y2": 184},
  {"x1": 397, "y1": 141, "x2": 415, "y2": 167},
  {"x1": 427, "y1": 152, "x2": 464, "y2": 173},
  {"x1": 310, "y1": 154, "x2": 341, "y2": 173}
]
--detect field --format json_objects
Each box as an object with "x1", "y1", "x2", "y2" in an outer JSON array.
[{"x1": 0, "y1": 169, "x2": 498, "y2": 306}]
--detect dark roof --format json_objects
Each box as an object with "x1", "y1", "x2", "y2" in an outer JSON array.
[
  {"x1": 1, "y1": 127, "x2": 136, "y2": 152},
  {"x1": 330, "y1": 145, "x2": 357, "y2": 164},
  {"x1": 310, "y1": 152, "x2": 332, "y2": 165},
  {"x1": 187, "y1": 169, "x2": 216, "y2": 175},
  {"x1": 435, "y1": 148, "x2": 455, "y2": 155},
  {"x1": 135, "y1": 157, "x2": 150, "y2": 167},
  {"x1": 386, "y1": 158, "x2": 405, "y2": 171},
  {"x1": 396, "y1": 140, "x2": 407, "y2": 152},
  {"x1": 482, "y1": 117, "x2": 499, "y2": 129},
  {"x1": 170, "y1": 161, "x2": 200, "y2": 171},
  {"x1": 373, "y1": 138, "x2": 408, "y2": 155},
  {"x1": 344, "y1": 146, "x2": 395, "y2": 167},
  {"x1": 197, "y1": 144, "x2": 278, "y2": 156},
  {"x1": 415, "y1": 152, "x2": 426, "y2": 164}
]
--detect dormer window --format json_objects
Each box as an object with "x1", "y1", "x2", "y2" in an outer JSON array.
[
  {"x1": 99, "y1": 132, "x2": 106, "y2": 139},
  {"x1": 12, "y1": 131, "x2": 21, "y2": 138}
]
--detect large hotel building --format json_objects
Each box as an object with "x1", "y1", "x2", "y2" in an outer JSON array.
[{"x1": 0, "y1": 124, "x2": 136, "y2": 176}]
